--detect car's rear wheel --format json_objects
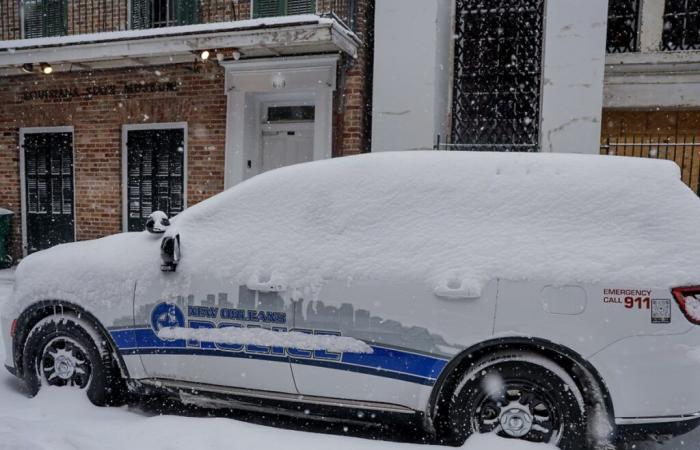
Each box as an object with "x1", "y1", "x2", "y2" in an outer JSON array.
[
  {"x1": 22, "y1": 314, "x2": 125, "y2": 406},
  {"x1": 441, "y1": 351, "x2": 587, "y2": 449}
]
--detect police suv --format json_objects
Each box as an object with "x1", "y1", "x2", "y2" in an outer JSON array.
[{"x1": 3, "y1": 152, "x2": 700, "y2": 449}]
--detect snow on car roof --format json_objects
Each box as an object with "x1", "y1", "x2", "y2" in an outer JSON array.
[
  {"x1": 172, "y1": 151, "x2": 700, "y2": 293},
  {"x1": 9, "y1": 150, "x2": 700, "y2": 315}
]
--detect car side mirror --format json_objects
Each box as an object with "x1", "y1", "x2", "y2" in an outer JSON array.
[
  {"x1": 160, "y1": 234, "x2": 180, "y2": 272},
  {"x1": 146, "y1": 211, "x2": 170, "y2": 234}
]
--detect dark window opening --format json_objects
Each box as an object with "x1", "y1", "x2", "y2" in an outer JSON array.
[
  {"x1": 23, "y1": 0, "x2": 68, "y2": 38},
  {"x1": 265, "y1": 106, "x2": 315, "y2": 123},
  {"x1": 451, "y1": 0, "x2": 544, "y2": 152},
  {"x1": 662, "y1": 0, "x2": 700, "y2": 50},
  {"x1": 253, "y1": 0, "x2": 316, "y2": 19},
  {"x1": 126, "y1": 128, "x2": 185, "y2": 232},
  {"x1": 606, "y1": 0, "x2": 641, "y2": 53}
]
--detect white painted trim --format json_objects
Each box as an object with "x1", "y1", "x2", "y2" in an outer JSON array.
[
  {"x1": 537, "y1": 0, "x2": 549, "y2": 152},
  {"x1": 222, "y1": 55, "x2": 337, "y2": 188},
  {"x1": 18, "y1": 126, "x2": 76, "y2": 257},
  {"x1": 0, "y1": 17, "x2": 359, "y2": 75},
  {"x1": 639, "y1": 0, "x2": 665, "y2": 53},
  {"x1": 121, "y1": 122, "x2": 188, "y2": 233}
]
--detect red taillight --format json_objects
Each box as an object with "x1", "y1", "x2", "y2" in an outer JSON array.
[
  {"x1": 671, "y1": 286, "x2": 700, "y2": 325},
  {"x1": 10, "y1": 319, "x2": 17, "y2": 338}
]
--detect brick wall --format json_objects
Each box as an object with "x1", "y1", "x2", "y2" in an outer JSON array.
[
  {"x1": 0, "y1": 0, "x2": 375, "y2": 262},
  {"x1": 602, "y1": 109, "x2": 700, "y2": 138},
  {"x1": 0, "y1": 63, "x2": 227, "y2": 260},
  {"x1": 334, "y1": 0, "x2": 373, "y2": 156}
]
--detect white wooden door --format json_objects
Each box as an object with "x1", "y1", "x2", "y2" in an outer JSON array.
[{"x1": 261, "y1": 123, "x2": 314, "y2": 173}]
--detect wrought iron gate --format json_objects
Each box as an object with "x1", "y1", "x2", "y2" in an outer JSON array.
[
  {"x1": 22, "y1": 131, "x2": 75, "y2": 254},
  {"x1": 126, "y1": 128, "x2": 185, "y2": 232},
  {"x1": 450, "y1": 0, "x2": 544, "y2": 152}
]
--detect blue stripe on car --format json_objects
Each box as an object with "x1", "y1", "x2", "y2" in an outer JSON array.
[{"x1": 110, "y1": 328, "x2": 448, "y2": 386}]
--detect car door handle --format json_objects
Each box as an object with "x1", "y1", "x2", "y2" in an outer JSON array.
[
  {"x1": 433, "y1": 282, "x2": 481, "y2": 300},
  {"x1": 246, "y1": 279, "x2": 286, "y2": 293}
]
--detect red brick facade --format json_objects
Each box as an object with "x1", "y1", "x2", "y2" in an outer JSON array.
[
  {"x1": 0, "y1": 63, "x2": 227, "y2": 259},
  {"x1": 0, "y1": 1, "x2": 374, "y2": 262}
]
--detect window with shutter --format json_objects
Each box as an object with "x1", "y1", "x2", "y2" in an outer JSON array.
[
  {"x1": 130, "y1": 0, "x2": 153, "y2": 29},
  {"x1": 287, "y1": 0, "x2": 315, "y2": 15},
  {"x1": 23, "y1": 0, "x2": 67, "y2": 38},
  {"x1": 22, "y1": 131, "x2": 74, "y2": 254},
  {"x1": 253, "y1": 0, "x2": 315, "y2": 18},
  {"x1": 126, "y1": 127, "x2": 185, "y2": 232},
  {"x1": 130, "y1": 0, "x2": 199, "y2": 29}
]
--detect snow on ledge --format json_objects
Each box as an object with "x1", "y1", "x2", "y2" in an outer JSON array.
[
  {"x1": 0, "y1": 15, "x2": 352, "y2": 51},
  {"x1": 157, "y1": 326, "x2": 374, "y2": 354}
]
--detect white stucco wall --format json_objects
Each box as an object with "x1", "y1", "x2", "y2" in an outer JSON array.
[
  {"x1": 539, "y1": 0, "x2": 608, "y2": 154},
  {"x1": 372, "y1": 0, "x2": 608, "y2": 154},
  {"x1": 371, "y1": 0, "x2": 452, "y2": 152}
]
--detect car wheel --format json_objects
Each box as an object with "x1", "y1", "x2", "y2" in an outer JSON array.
[
  {"x1": 22, "y1": 314, "x2": 125, "y2": 406},
  {"x1": 442, "y1": 351, "x2": 587, "y2": 449}
]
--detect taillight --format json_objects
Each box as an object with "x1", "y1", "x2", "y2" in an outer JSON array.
[
  {"x1": 10, "y1": 319, "x2": 17, "y2": 338},
  {"x1": 671, "y1": 286, "x2": 700, "y2": 325}
]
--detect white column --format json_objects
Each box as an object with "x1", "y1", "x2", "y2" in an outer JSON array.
[
  {"x1": 224, "y1": 90, "x2": 247, "y2": 189},
  {"x1": 639, "y1": 0, "x2": 666, "y2": 52},
  {"x1": 539, "y1": 0, "x2": 608, "y2": 153},
  {"x1": 313, "y1": 88, "x2": 333, "y2": 160},
  {"x1": 371, "y1": 0, "x2": 452, "y2": 152}
]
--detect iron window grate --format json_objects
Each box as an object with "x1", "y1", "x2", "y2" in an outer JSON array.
[
  {"x1": 450, "y1": 0, "x2": 544, "y2": 152},
  {"x1": 606, "y1": 0, "x2": 641, "y2": 53},
  {"x1": 662, "y1": 0, "x2": 700, "y2": 50}
]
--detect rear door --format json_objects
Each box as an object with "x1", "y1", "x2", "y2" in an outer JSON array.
[
  {"x1": 289, "y1": 279, "x2": 498, "y2": 410},
  {"x1": 21, "y1": 129, "x2": 75, "y2": 254}
]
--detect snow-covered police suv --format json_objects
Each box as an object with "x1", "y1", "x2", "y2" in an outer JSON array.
[{"x1": 4, "y1": 152, "x2": 700, "y2": 449}]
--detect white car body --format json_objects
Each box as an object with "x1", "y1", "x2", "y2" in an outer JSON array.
[{"x1": 3, "y1": 152, "x2": 700, "y2": 438}]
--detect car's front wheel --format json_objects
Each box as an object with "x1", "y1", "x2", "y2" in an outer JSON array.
[
  {"x1": 22, "y1": 314, "x2": 124, "y2": 406},
  {"x1": 442, "y1": 351, "x2": 588, "y2": 449}
]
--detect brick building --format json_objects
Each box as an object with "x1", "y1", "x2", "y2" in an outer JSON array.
[
  {"x1": 0, "y1": 0, "x2": 374, "y2": 261},
  {"x1": 2, "y1": 0, "x2": 699, "y2": 265}
]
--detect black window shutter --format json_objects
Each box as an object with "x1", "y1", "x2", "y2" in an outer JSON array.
[
  {"x1": 131, "y1": 0, "x2": 153, "y2": 29},
  {"x1": 23, "y1": 0, "x2": 67, "y2": 38},
  {"x1": 254, "y1": 0, "x2": 286, "y2": 18},
  {"x1": 287, "y1": 0, "x2": 315, "y2": 15},
  {"x1": 176, "y1": 0, "x2": 200, "y2": 25},
  {"x1": 127, "y1": 129, "x2": 185, "y2": 232}
]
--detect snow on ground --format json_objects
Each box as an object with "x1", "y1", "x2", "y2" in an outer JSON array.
[{"x1": 0, "y1": 270, "x2": 555, "y2": 450}]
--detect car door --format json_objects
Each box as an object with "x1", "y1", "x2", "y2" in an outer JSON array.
[
  {"x1": 132, "y1": 270, "x2": 298, "y2": 394},
  {"x1": 289, "y1": 278, "x2": 498, "y2": 410}
]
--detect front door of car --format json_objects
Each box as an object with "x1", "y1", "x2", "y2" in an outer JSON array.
[
  {"x1": 132, "y1": 272, "x2": 298, "y2": 394},
  {"x1": 289, "y1": 279, "x2": 498, "y2": 410}
]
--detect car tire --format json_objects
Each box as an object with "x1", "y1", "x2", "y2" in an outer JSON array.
[
  {"x1": 21, "y1": 314, "x2": 125, "y2": 406},
  {"x1": 441, "y1": 351, "x2": 587, "y2": 450}
]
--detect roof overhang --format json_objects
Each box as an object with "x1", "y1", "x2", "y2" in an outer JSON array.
[{"x1": 0, "y1": 15, "x2": 360, "y2": 76}]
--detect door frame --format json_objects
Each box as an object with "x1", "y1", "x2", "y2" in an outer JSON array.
[
  {"x1": 121, "y1": 122, "x2": 188, "y2": 233},
  {"x1": 221, "y1": 55, "x2": 337, "y2": 189},
  {"x1": 19, "y1": 126, "x2": 76, "y2": 257}
]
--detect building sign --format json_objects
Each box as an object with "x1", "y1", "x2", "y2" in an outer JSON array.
[{"x1": 21, "y1": 81, "x2": 178, "y2": 101}]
